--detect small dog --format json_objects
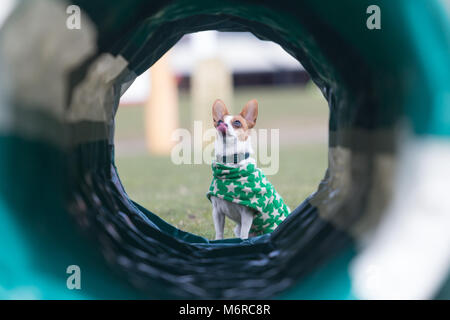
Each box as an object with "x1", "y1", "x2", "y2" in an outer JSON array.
[{"x1": 206, "y1": 99, "x2": 290, "y2": 240}]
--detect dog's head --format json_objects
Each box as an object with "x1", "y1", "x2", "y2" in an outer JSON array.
[{"x1": 212, "y1": 99, "x2": 258, "y2": 143}]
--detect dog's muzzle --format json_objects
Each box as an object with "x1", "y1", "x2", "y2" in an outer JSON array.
[{"x1": 217, "y1": 121, "x2": 228, "y2": 134}]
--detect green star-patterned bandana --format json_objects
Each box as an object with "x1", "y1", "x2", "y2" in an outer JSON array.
[{"x1": 206, "y1": 161, "x2": 290, "y2": 235}]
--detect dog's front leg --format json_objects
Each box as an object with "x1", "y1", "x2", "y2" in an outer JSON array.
[
  {"x1": 212, "y1": 207, "x2": 225, "y2": 240},
  {"x1": 239, "y1": 209, "x2": 254, "y2": 239}
]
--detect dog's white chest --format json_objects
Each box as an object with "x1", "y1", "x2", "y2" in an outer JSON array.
[{"x1": 211, "y1": 196, "x2": 253, "y2": 223}]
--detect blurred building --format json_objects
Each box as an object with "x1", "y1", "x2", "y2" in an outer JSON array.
[{"x1": 121, "y1": 31, "x2": 309, "y2": 105}]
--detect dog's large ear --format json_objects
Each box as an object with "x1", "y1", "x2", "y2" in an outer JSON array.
[
  {"x1": 212, "y1": 99, "x2": 229, "y2": 126},
  {"x1": 240, "y1": 99, "x2": 258, "y2": 129}
]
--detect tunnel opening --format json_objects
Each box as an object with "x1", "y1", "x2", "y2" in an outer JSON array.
[{"x1": 114, "y1": 30, "x2": 329, "y2": 240}]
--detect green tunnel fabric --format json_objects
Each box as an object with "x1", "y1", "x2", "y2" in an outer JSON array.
[{"x1": 0, "y1": 0, "x2": 449, "y2": 299}]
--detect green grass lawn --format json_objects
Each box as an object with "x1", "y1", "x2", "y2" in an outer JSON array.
[{"x1": 115, "y1": 85, "x2": 329, "y2": 239}]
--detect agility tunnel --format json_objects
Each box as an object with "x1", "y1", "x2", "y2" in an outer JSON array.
[{"x1": 0, "y1": 0, "x2": 449, "y2": 299}]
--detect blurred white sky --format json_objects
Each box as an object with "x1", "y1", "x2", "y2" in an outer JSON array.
[
  {"x1": 0, "y1": 0, "x2": 16, "y2": 29},
  {"x1": 171, "y1": 31, "x2": 302, "y2": 75},
  {"x1": 121, "y1": 31, "x2": 303, "y2": 104}
]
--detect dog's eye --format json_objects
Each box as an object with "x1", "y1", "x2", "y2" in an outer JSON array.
[{"x1": 233, "y1": 120, "x2": 242, "y2": 128}]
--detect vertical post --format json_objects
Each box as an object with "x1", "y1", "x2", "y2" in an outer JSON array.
[
  {"x1": 190, "y1": 31, "x2": 233, "y2": 143},
  {"x1": 145, "y1": 51, "x2": 179, "y2": 155}
]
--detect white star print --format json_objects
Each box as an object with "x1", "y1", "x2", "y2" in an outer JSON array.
[
  {"x1": 274, "y1": 208, "x2": 283, "y2": 217},
  {"x1": 210, "y1": 162, "x2": 289, "y2": 235},
  {"x1": 242, "y1": 186, "x2": 252, "y2": 195},
  {"x1": 238, "y1": 176, "x2": 249, "y2": 184},
  {"x1": 261, "y1": 211, "x2": 271, "y2": 221},
  {"x1": 226, "y1": 183, "x2": 237, "y2": 193}
]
